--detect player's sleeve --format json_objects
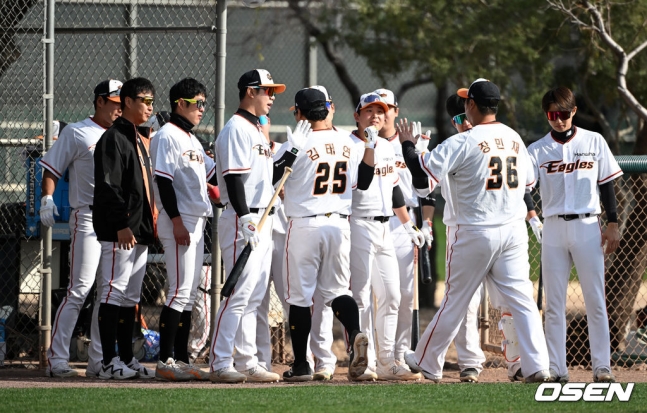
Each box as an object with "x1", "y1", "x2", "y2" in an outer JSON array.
[
  {"x1": 218, "y1": 126, "x2": 253, "y2": 176},
  {"x1": 39, "y1": 125, "x2": 78, "y2": 178},
  {"x1": 151, "y1": 130, "x2": 181, "y2": 181},
  {"x1": 202, "y1": 147, "x2": 216, "y2": 181},
  {"x1": 272, "y1": 141, "x2": 289, "y2": 160},
  {"x1": 521, "y1": 144, "x2": 537, "y2": 192},
  {"x1": 93, "y1": 134, "x2": 129, "y2": 229},
  {"x1": 418, "y1": 134, "x2": 466, "y2": 188},
  {"x1": 596, "y1": 135, "x2": 623, "y2": 184}
]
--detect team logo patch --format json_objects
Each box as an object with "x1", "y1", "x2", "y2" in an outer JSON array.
[
  {"x1": 540, "y1": 159, "x2": 594, "y2": 174},
  {"x1": 183, "y1": 150, "x2": 204, "y2": 164},
  {"x1": 252, "y1": 144, "x2": 272, "y2": 158}
]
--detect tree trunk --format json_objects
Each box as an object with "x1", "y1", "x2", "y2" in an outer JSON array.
[{"x1": 606, "y1": 121, "x2": 647, "y2": 351}]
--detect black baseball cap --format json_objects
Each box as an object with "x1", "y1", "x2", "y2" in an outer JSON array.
[
  {"x1": 237, "y1": 69, "x2": 286, "y2": 94},
  {"x1": 293, "y1": 88, "x2": 327, "y2": 112},
  {"x1": 457, "y1": 78, "x2": 500, "y2": 106},
  {"x1": 94, "y1": 79, "x2": 122, "y2": 103}
]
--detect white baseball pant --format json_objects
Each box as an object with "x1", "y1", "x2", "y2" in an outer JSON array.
[
  {"x1": 542, "y1": 215, "x2": 610, "y2": 377},
  {"x1": 389, "y1": 215, "x2": 415, "y2": 361},
  {"x1": 87, "y1": 242, "x2": 147, "y2": 372},
  {"x1": 47, "y1": 208, "x2": 101, "y2": 367},
  {"x1": 157, "y1": 211, "x2": 205, "y2": 312},
  {"x1": 209, "y1": 208, "x2": 273, "y2": 372},
  {"x1": 454, "y1": 283, "x2": 486, "y2": 373},
  {"x1": 189, "y1": 265, "x2": 211, "y2": 361},
  {"x1": 413, "y1": 220, "x2": 549, "y2": 380},
  {"x1": 350, "y1": 217, "x2": 400, "y2": 365}
]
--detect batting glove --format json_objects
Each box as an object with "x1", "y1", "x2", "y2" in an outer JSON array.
[
  {"x1": 415, "y1": 131, "x2": 431, "y2": 153},
  {"x1": 240, "y1": 214, "x2": 260, "y2": 250},
  {"x1": 404, "y1": 220, "x2": 425, "y2": 248},
  {"x1": 364, "y1": 126, "x2": 379, "y2": 149},
  {"x1": 40, "y1": 195, "x2": 58, "y2": 227},
  {"x1": 286, "y1": 120, "x2": 312, "y2": 154},
  {"x1": 529, "y1": 216, "x2": 543, "y2": 243},
  {"x1": 421, "y1": 219, "x2": 433, "y2": 250}
]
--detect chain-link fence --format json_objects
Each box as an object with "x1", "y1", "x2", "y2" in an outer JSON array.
[{"x1": 481, "y1": 156, "x2": 647, "y2": 368}]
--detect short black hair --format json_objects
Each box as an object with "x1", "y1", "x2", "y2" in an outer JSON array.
[
  {"x1": 445, "y1": 94, "x2": 466, "y2": 118},
  {"x1": 120, "y1": 77, "x2": 155, "y2": 110},
  {"x1": 473, "y1": 100, "x2": 498, "y2": 116},
  {"x1": 170, "y1": 78, "x2": 207, "y2": 112},
  {"x1": 541, "y1": 86, "x2": 576, "y2": 113},
  {"x1": 301, "y1": 107, "x2": 329, "y2": 122}
]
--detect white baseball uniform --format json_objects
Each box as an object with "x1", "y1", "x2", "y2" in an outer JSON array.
[
  {"x1": 527, "y1": 126, "x2": 622, "y2": 377},
  {"x1": 151, "y1": 121, "x2": 216, "y2": 313},
  {"x1": 411, "y1": 122, "x2": 549, "y2": 380},
  {"x1": 209, "y1": 113, "x2": 274, "y2": 372},
  {"x1": 386, "y1": 132, "x2": 420, "y2": 361},
  {"x1": 283, "y1": 128, "x2": 361, "y2": 308},
  {"x1": 349, "y1": 133, "x2": 402, "y2": 366},
  {"x1": 41, "y1": 117, "x2": 105, "y2": 370}
]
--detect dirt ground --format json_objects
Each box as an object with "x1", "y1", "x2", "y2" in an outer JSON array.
[{"x1": 1, "y1": 360, "x2": 646, "y2": 388}]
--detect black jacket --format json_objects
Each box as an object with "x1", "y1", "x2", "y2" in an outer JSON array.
[{"x1": 92, "y1": 116, "x2": 155, "y2": 245}]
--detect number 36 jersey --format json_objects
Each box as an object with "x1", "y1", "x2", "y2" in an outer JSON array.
[
  {"x1": 282, "y1": 128, "x2": 362, "y2": 218},
  {"x1": 418, "y1": 122, "x2": 536, "y2": 227}
]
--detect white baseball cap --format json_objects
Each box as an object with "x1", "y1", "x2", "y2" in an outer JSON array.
[
  {"x1": 94, "y1": 79, "x2": 123, "y2": 103},
  {"x1": 355, "y1": 92, "x2": 390, "y2": 113},
  {"x1": 237, "y1": 69, "x2": 286, "y2": 94},
  {"x1": 373, "y1": 88, "x2": 398, "y2": 107}
]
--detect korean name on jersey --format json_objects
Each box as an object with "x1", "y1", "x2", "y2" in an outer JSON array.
[{"x1": 282, "y1": 129, "x2": 361, "y2": 218}]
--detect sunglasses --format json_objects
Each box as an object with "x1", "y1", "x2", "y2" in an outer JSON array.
[
  {"x1": 135, "y1": 96, "x2": 155, "y2": 106},
  {"x1": 176, "y1": 98, "x2": 207, "y2": 110},
  {"x1": 452, "y1": 113, "x2": 467, "y2": 125},
  {"x1": 546, "y1": 110, "x2": 572, "y2": 121},
  {"x1": 355, "y1": 94, "x2": 382, "y2": 111},
  {"x1": 252, "y1": 87, "x2": 275, "y2": 97}
]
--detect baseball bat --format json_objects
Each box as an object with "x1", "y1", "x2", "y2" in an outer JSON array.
[
  {"x1": 221, "y1": 167, "x2": 293, "y2": 297},
  {"x1": 411, "y1": 246, "x2": 420, "y2": 350}
]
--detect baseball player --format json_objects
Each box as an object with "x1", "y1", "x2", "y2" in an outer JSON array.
[
  {"x1": 373, "y1": 88, "x2": 435, "y2": 368},
  {"x1": 209, "y1": 69, "x2": 298, "y2": 383},
  {"x1": 527, "y1": 86, "x2": 621, "y2": 384},
  {"x1": 41, "y1": 79, "x2": 122, "y2": 378},
  {"x1": 399, "y1": 78, "x2": 551, "y2": 383},
  {"x1": 92, "y1": 77, "x2": 157, "y2": 380},
  {"x1": 349, "y1": 92, "x2": 424, "y2": 381},
  {"x1": 151, "y1": 78, "x2": 217, "y2": 381},
  {"x1": 280, "y1": 88, "x2": 373, "y2": 382}
]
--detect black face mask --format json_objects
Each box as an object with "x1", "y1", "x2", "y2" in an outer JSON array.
[{"x1": 170, "y1": 113, "x2": 195, "y2": 132}]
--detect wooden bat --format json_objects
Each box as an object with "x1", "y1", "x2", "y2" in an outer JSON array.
[
  {"x1": 221, "y1": 167, "x2": 292, "y2": 297},
  {"x1": 411, "y1": 246, "x2": 420, "y2": 350},
  {"x1": 537, "y1": 261, "x2": 543, "y2": 317}
]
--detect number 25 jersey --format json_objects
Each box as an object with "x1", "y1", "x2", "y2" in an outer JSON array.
[
  {"x1": 418, "y1": 122, "x2": 535, "y2": 226},
  {"x1": 282, "y1": 128, "x2": 361, "y2": 218}
]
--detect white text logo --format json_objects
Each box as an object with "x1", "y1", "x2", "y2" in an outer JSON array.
[{"x1": 535, "y1": 383, "x2": 634, "y2": 402}]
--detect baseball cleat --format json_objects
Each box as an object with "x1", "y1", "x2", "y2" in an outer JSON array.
[
  {"x1": 594, "y1": 367, "x2": 615, "y2": 383},
  {"x1": 126, "y1": 357, "x2": 155, "y2": 379},
  {"x1": 155, "y1": 358, "x2": 194, "y2": 381},
  {"x1": 524, "y1": 369, "x2": 551, "y2": 383},
  {"x1": 46, "y1": 362, "x2": 79, "y2": 378},
  {"x1": 176, "y1": 360, "x2": 210, "y2": 381},
  {"x1": 98, "y1": 357, "x2": 138, "y2": 380},
  {"x1": 283, "y1": 362, "x2": 313, "y2": 382},
  {"x1": 403, "y1": 350, "x2": 422, "y2": 373},
  {"x1": 85, "y1": 362, "x2": 101, "y2": 378},
  {"x1": 459, "y1": 368, "x2": 479, "y2": 383},
  {"x1": 313, "y1": 367, "x2": 334, "y2": 381},
  {"x1": 243, "y1": 365, "x2": 280, "y2": 383},
  {"x1": 348, "y1": 332, "x2": 370, "y2": 380},
  {"x1": 377, "y1": 360, "x2": 422, "y2": 381},
  {"x1": 508, "y1": 367, "x2": 523, "y2": 382},
  {"x1": 210, "y1": 366, "x2": 247, "y2": 383},
  {"x1": 548, "y1": 368, "x2": 569, "y2": 384}
]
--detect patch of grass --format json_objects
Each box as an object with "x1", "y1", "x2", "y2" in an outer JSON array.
[{"x1": 1, "y1": 383, "x2": 645, "y2": 413}]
